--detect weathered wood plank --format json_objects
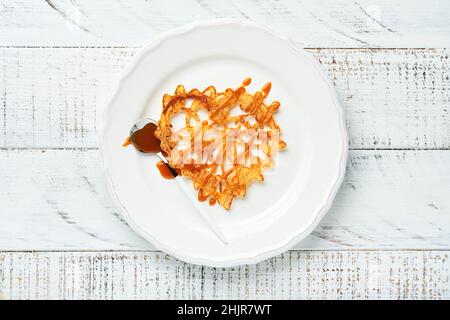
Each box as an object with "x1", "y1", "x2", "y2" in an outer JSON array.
[
  {"x1": 1, "y1": 48, "x2": 449, "y2": 149},
  {"x1": 0, "y1": 251, "x2": 448, "y2": 299},
  {"x1": 1, "y1": 0, "x2": 450, "y2": 47},
  {"x1": 0, "y1": 149, "x2": 449, "y2": 250},
  {"x1": 2, "y1": 0, "x2": 448, "y2": 300}
]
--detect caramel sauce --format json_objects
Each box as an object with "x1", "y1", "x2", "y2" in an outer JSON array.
[
  {"x1": 125, "y1": 122, "x2": 178, "y2": 180},
  {"x1": 261, "y1": 82, "x2": 272, "y2": 98},
  {"x1": 242, "y1": 77, "x2": 252, "y2": 86},
  {"x1": 131, "y1": 122, "x2": 163, "y2": 153},
  {"x1": 156, "y1": 160, "x2": 177, "y2": 179},
  {"x1": 198, "y1": 192, "x2": 208, "y2": 202},
  {"x1": 122, "y1": 136, "x2": 132, "y2": 147}
]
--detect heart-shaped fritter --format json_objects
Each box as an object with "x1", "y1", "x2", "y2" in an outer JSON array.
[{"x1": 155, "y1": 78, "x2": 286, "y2": 210}]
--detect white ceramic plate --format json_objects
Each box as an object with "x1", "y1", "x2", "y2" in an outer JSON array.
[{"x1": 101, "y1": 20, "x2": 348, "y2": 267}]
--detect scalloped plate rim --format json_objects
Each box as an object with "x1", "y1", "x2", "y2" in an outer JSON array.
[{"x1": 99, "y1": 19, "x2": 348, "y2": 267}]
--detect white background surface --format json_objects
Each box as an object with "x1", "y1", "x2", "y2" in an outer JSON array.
[{"x1": 0, "y1": 0, "x2": 449, "y2": 299}]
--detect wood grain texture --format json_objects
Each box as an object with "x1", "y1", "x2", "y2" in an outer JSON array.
[
  {"x1": 1, "y1": 0, "x2": 450, "y2": 300},
  {"x1": 1, "y1": 0, "x2": 450, "y2": 47},
  {"x1": 1, "y1": 149, "x2": 449, "y2": 250},
  {"x1": 0, "y1": 251, "x2": 448, "y2": 299},
  {"x1": 1, "y1": 48, "x2": 449, "y2": 149}
]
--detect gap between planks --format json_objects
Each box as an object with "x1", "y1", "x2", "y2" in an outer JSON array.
[
  {"x1": 2, "y1": 147, "x2": 450, "y2": 151},
  {"x1": 1, "y1": 248, "x2": 450, "y2": 253},
  {"x1": 0, "y1": 46, "x2": 444, "y2": 50}
]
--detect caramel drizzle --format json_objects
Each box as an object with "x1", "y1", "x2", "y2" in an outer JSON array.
[{"x1": 122, "y1": 136, "x2": 132, "y2": 147}]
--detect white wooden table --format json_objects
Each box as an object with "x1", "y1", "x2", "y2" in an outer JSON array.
[{"x1": 0, "y1": 0, "x2": 449, "y2": 300}]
